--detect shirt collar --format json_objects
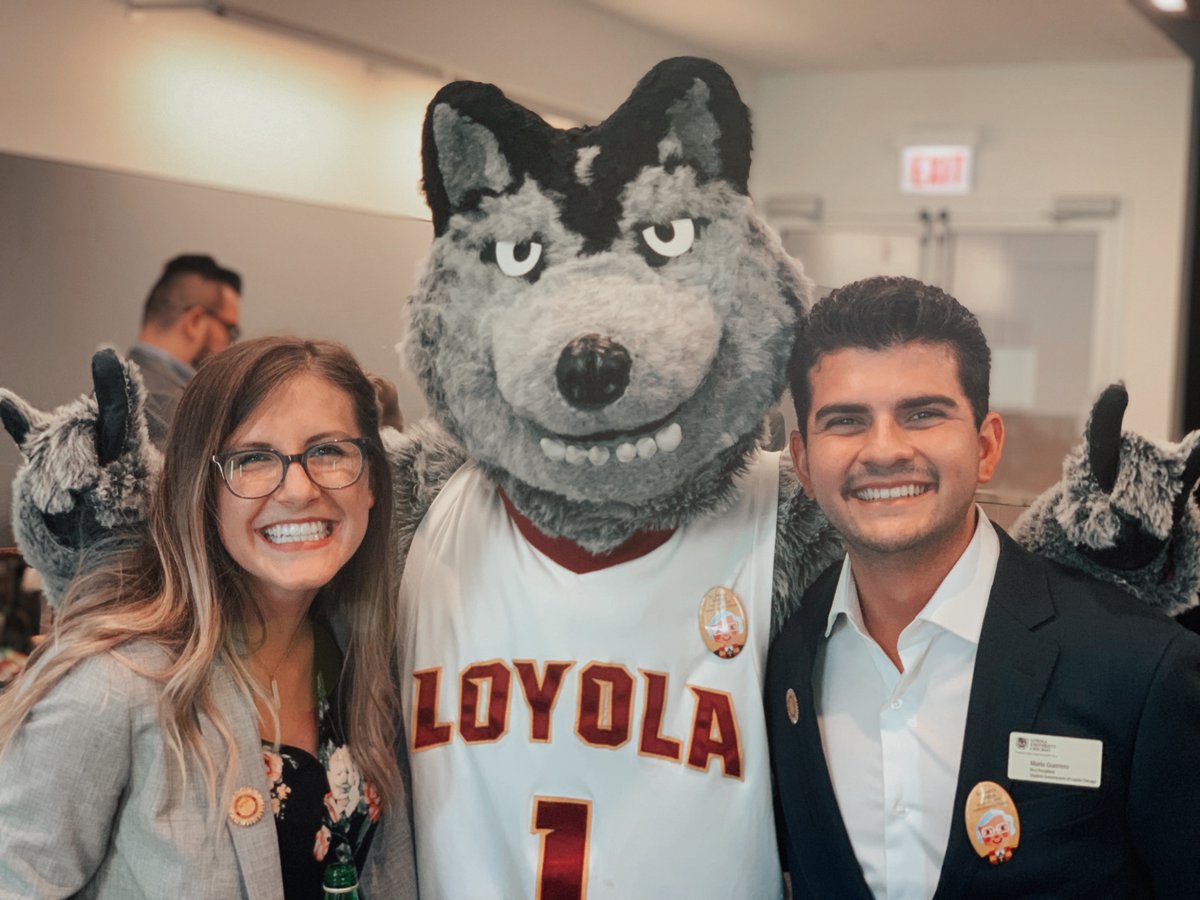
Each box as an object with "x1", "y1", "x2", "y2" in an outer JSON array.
[
  {"x1": 826, "y1": 554, "x2": 863, "y2": 639},
  {"x1": 824, "y1": 507, "x2": 999, "y2": 645},
  {"x1": 131, "y1": 341, "x2": 195, "y2": 381},
  {"x1": 916, "y1": 510, "x2": 998, "y2": 644}
]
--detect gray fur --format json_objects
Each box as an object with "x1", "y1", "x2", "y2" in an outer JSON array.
[
  {"x1": 659, "y1": 79, "x2": 721, "y2": 176},
  {"x1": 431, "y1": 104, "x2": 513, "y2": 206},
  {"x1": 482, "y1": 431, "x2": 761, "y2": 553},
  {"x1": 407, "y1": 165, "x2": 806, "y2": 549},
  {"x1": 1014, "y1": 421, "x2": 1200, "y2": 615},
  {"x1": 771, "y1": 457, "x2": 844, "y2": 637},
  {"x1": 2, "y1": 356, "x2": 160, "y2": 607},
  {"x1": 382, "y1": 418, "x2": 469, "y2": 563},
  {"x1": 574, "y1": 146, "x2": 601, "y2": 186}
]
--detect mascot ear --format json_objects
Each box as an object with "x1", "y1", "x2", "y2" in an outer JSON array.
[
  {"x1": 0, "y1": 391, "x2": 46, "y2": 449},
  {"x1": 422, "y1": 81, "x2": 546, "y2": 235},
  {"x1": 421, "y1": 58, "x2": 752, "y2": 237},
  {"x1": 427, "y1": 99, "x2": 514, "y2": 215},
  {"x1": 1087, "y1": 383, "x2": 1128, "y2": 494},
  {"x1": 1082, "y1": 383, "x2": 1200, "y2": 531},
  {"x1": 611, "y1": 56, "x2": 752, "y2": 190},
  {"x1": 92, "y1": 348, "x2": 134, "y2": 466}
]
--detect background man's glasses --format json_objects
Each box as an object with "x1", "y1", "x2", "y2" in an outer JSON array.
[
  {"x1": 213, "y1": 438, "x2": 369, "y2": 499},
  {"x1": 196, "y1": 305, "x2": 241, "y2": 341}
]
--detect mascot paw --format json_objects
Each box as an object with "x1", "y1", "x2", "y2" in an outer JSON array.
[
  {"x1": 1, "y1": 349, "x2": 160, "y2": 605},
  {"x1": 1013, "y1": 384, "x2": 1200, "y2": 615}
]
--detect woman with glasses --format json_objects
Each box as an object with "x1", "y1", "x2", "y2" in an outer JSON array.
[{"x1": 0, "y1": 337, "x2": 415, "y2": 899}]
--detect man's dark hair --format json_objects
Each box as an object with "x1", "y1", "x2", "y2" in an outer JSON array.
[
  {"x1": 788, "y1": 276, "x2": 991, "y2": 437},
  {"x1": 141, "y1": 254, "x2": 239, "y2": 327},
  {"x1": 215, "y1": 266, "x2": 242, "y2": 295}
]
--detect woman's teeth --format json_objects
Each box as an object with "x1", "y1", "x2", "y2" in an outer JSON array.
[
  {"x1": 262, "y1": 521, "x2": 332, "y2": 543},
  {"x1": 540, "y1": 422, "x2": 683, "y2": 467}
]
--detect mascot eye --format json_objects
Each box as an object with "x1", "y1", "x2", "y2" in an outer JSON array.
[
  {"x1": 494, "y1": 239, "x2": 544, "y2": 278},
  {"x1": 639, "y1": 218, "x2": 695, "y2": 261}
]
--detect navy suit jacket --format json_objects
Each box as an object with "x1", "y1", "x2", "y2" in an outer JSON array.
[{"x1": 766, "y1": 528, "x2": 1200, "y2": 899}]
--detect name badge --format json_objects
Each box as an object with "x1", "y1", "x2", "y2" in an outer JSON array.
[{"x1": 1007, "y1": 732, "x2": 1102, "y2": 788}]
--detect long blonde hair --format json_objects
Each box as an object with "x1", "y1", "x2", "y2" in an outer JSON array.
[{"x1": 0, "y1": 337, "x2": 401, "y2": 808}]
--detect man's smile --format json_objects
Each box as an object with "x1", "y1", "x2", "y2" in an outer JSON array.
[{"x1": 849, "y1": 483, "x2": 932, "y2": 502}]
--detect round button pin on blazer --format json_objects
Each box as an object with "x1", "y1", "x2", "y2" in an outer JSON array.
[
  {"x1": 965, "y1": 781, "x2": 1020, "y2": 864},
  {"x1": 698, "y1": 586, "x2": 748, "y2": 659},
  {"x1": 785, "y1": 688, "x2": 799, "y2": 725},
  {"x1": 230, "y1": 787, "x2": 265, "y2": 827}
]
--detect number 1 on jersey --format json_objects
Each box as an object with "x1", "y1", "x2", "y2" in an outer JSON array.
[{"x1": 532, "y1": 796, "x2": 592, "y2": 900}]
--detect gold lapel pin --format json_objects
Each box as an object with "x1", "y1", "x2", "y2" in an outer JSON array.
[
  {"x1": 785, "y1": 688, "x2": 799, "y2": 725},
  {"x1": 229, "y1": 787, "x2": 266, "y2": 827}
]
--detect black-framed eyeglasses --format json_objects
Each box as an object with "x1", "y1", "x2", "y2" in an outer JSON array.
[
  {"x1": 196, "y1": 305, "x2": 241, "y2": 342},
  {"x1": 212, "y1": 438, "x2": 369, "y2": 499}
]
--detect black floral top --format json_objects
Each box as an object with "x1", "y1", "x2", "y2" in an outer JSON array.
[{"x1": 261, "y1": 621, "x2": 380, "y2": 899}]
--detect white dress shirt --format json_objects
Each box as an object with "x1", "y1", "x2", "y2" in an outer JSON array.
[{"x1": 815, "y1": 511, "x2": 1000, "y2": 900}]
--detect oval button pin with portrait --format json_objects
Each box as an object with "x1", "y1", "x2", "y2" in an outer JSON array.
[
  {"x1": 785, "y1": 688, "x2": 799, "y2": 725},
  {"x1": 698, "y1": 586, "x2": 749, "y2": 659},
  {"x1": 965, "y1": 780, "x2": 1020, "y2": 864},
  {"x1": 230, "y1": 787, "x2": 265, "y2": 827}
]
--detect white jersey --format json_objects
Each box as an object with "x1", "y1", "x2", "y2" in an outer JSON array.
[{"x1": 400, "y1": 451, "x2": 784, "y2": 900}]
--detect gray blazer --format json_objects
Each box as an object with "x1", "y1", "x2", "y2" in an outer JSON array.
[{"x1": 0, "y1": 643, "x2": 418, "y2": 899}]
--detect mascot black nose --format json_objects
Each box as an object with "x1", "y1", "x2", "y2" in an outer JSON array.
[{"x1": 556, "y1": 334, "x2": 632, "y2": 410}]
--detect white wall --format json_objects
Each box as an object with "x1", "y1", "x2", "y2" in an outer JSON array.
[
  {"x1": 0, "y1": 0, "x2": 758, "y2": 546},
  {"x1": 0, "y1": 0, "x2": 753, "y2": 219},
  {"x1": 0, "y1": 2, "x2": 1193, "y2": 437},
  {"x1": 231, "y1": 0, "x2": 759, "y2": 121},
  {"x1": 751, "y1": 60, "x2": 1194, "y2": 439},
  {"x1": 0, "y1": 1, "x2": 438, "y2": 219},
  {"x1": 0, "y1": 153, "x2": 440, "y2": 547}
]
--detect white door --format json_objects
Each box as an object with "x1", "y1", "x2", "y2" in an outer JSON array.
[{"x1": 778, "y1": 208, "x2": 1120, "y2": 518}]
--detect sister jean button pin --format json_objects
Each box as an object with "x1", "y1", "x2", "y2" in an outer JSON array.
[{"x1": 698, "y1": 586, "x2": 748, "y2": 659}]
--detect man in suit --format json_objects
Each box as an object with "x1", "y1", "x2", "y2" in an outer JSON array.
[
  {"x1": 128, "y1": 254, "x2": 242, "y2": 446},
  {"x1": 766, "y1": 275, "x2": 1200, "y2": 898}
]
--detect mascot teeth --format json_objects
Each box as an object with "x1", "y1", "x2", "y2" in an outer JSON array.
[
  {"x1": 539, "y1": 438, "x2": 567, "y2": 461},
  {"x1": 655, "y1": 423, "x2": 683, "y2": 452},
  {"x1": 540, "y1": 425, "x2": 684, "y2": 464}
]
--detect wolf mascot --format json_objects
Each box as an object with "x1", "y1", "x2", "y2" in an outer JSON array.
[{"x1": 4, "y1": 58, "x2": 1200, "y2": 898}]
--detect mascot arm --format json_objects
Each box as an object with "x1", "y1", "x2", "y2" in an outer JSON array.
[
  {"x1": 1013, "y1": 384, "x2": 1200, "y2": 616},
  {"x1": 771, "y1": 454, "x2": 844, "y2": 638},
  {"x1": 383, "y1": 418, "x2": 469, "y2": 564},
  {"x1": 0, "y1": 350, "x2": 159, "y2": 608}
]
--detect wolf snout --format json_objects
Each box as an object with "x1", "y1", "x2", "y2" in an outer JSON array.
[{"x1": 556, "y1": 334, "x2": 632, "y2": 410}]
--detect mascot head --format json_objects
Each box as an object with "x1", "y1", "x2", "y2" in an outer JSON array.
[{"x1": 409, "y1": 57, "x2": 809, "y2": 550}]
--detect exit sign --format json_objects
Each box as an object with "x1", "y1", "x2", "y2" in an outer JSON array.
[{"x1": 901, "y1": 144, "x2": 972, "y2": 194}]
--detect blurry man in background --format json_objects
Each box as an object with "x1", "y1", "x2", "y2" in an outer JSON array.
[{"x1": 128, "y1": 254, "x2": 242, "y2": 445}]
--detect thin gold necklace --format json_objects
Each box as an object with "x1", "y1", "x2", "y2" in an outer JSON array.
[{"x1": 255, "y1": 617, "x2": 310, "y2": 708}]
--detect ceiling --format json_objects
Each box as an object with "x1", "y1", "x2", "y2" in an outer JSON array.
[{"x1": 583, "y1": 0, "x2": 1183, "y2": 71}]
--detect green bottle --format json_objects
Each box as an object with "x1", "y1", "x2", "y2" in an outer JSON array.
[{"x1": 322, "y1": 862, "x2": 360, "y2": 899}]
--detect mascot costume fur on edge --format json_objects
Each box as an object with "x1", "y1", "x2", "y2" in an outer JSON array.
[{"x1": 4, "y1": 58, "x2": 1200, "y2": 898}]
